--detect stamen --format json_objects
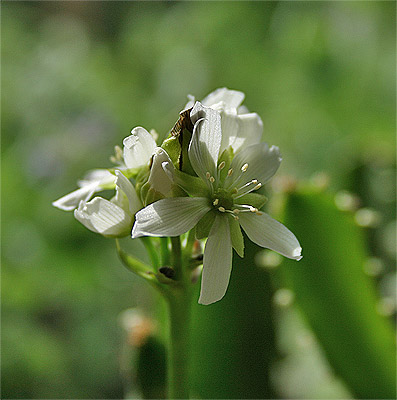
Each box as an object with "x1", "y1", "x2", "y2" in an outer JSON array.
[
  {"x1": 237, "y1": 179, "x2": 257, "y2": 192},
  {"x1": 225, "y1": 164, "x2": 250, "y2": 191},
  {"x1": 227, "y1": 169, "x2": 233, "y2": 176},
  {"x1": 249, "y1": 206, "x2": 258, "y2": 213},
  {"x1": 232, "y1": 180, "x2": 263, "y2": 200},
  {"x1": 209, "y1": 176, "x2": 215, "y2": 183},
  {"x1": 218, "y1": 161, "x2": 226, "y2": 170},
  {"x1": 234, "y1": 205, "x2": 254, "y2": 213},
  {"x1": 232, "y1": 209, "x2": 240, "y2": 214},
  {"x1": 206, "y1": 172, "x2": 211, "y2": 180},
  {"x1": 213, "y1": 199, "x2": 219, "y2": 206},
  {"x1": 233, "y1": 215, "x2": 239, "y2": 220},
  {"x1": 225, "y1": 209, "x2": 240, "y2": 218},
  {"x1": 218, "y1": 207, "x2": 226, "y2": 212}
]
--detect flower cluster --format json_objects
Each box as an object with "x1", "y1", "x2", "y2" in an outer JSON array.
[{"x1": 54, "y1": 88, "x2": 302, "y2": 304}]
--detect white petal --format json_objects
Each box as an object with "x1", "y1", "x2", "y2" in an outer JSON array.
[
  {"x1": 239, "y1": 212, "x2": 302, "y2": 260},
  {"x1": 237, "y1": 105, "x2": 250, "y2": 114},
  {"x1": 52, "y1": 182, "x2": 99, "y2": 211},
  {"x1": 189, "y1": 102, "x2": 222, "y2": 180},
  {"x1": 123, "y1": 127, "x2": 157, "y2": 169},
  {"x1": 226, "y1": 143, "x2": 281, "y2": 188},
  {"x1": 219, "y1": 111, "x2": 239, "y2": 154},
  {"x1": 183, "y1": 94, "x2": 195, "y2": 110},
  {"x1": 147, "y1": 148, "x2": 174, "y2": 197},
  {"x1": 132, "y1": 197, "x2": 210, "y2": 238},
  {"x1": 78, "y1": 169, "x2": 116, "y2": 188},
  {"x1": 201, "y1": 88, "x2": 245, "y2": 110},
  {"x1": 74, "y1": 197, "x2": 132, "y2": 237},
  {"x1": 228, "y1": 113, "x2": 263, "y2": 154},
  {"x1": 115, "y1": 170, "x2": 142, "y2": 215},
  {"x1": 218, "y1": 111, "x2": 263, "y2": 155},
  {"x1": 199, "y1": 215, "x2": 233, "y2": 305}
]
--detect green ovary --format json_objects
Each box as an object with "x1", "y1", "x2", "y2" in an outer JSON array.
[{"x1": 211, "y1": 188, "x2": 234, "y2": 211}]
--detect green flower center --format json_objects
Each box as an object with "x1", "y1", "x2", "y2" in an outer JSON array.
[{"x1": 211, "y1": 188, "x2": 234, "y2": 211}]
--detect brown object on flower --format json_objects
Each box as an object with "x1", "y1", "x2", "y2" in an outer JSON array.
[{"x1": 170, "y1": 107, "x2": 193, "y2": 137}]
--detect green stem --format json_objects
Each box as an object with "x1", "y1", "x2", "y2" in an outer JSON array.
[
  {"x1": 140, "y1": 237, "x2": 160, "y2": 269},
  {"x1": 184, "y1": 229, "x2": 196, "y2": 263},
  {"x1": 119, "y1": 235, "x2": 195, "y2": 399},
  {"x1": 170, "y1": 236, "x2": 182, "y2": 279},
  {"x1": 115, "y1": 239, "x2": 169, "y2": 297},
  {"x1": 167, "y1": 235, "x2": 193, "y2": 399},
  {"x1": 160, "y1": 237, "x2": 170, "y2": 266},
  {"x1": 167, "y1": 289, "x2": 193, "y2": 399}
]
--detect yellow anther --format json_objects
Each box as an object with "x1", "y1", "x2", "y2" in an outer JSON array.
[
  {"x1": 233, "y1": 209, "x2": 240, "y2": 214},
  {"x1": 209, "y1": 176, "x2": 215, "y2": 183},
  {"x1": 252, "y1": 179, "x2": 258, "y2": 184},
  {"x1": 227, "y1": 169, "x2": 233, "y2": 176},
  {"x1": 206, "y1": 172, "x2": 211, "y2": 179},
  {"x1": 254, "y1": 183, "x2": 262, "y2": 190},
  {"x1": 241, "y1": 163, "x2": 249, "y2": 172},
  {"x1": 218, "y1": 161, "x2": 226, "y2": 170},
  {"x1": 233, "y1": 215, "x2": 239, "y2": 220},
  {"x1": 249, "y1": 206, "x2": 258, "y2": 213},
  {"x1": 218, "y1": 207, "x2": 226, "y2": 212},
  {"x1": 213, "y1": 199, "x2": 219, "y2": 206}
]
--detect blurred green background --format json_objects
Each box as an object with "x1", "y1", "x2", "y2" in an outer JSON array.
[{"x1": 2, "y1": 1, "x2": 395, "y2": 399}]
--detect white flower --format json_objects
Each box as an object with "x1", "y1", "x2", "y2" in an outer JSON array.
[
  {"x1": 123, "y1": 128, "x2": 174, "y2": 201},
  {"x1": 52, "y1": 169, "x2": 116, "y2": 211},
  {"x1": 147, "y1": 147, "x2": 175, "y2": 198},
  {"x1": 132, "y1": 102, "x2": 302, "y2": 305},
  {"x1": 186, "y1": 87, "x2": 263, "y2": 155},
  {"x1": 53, "y1": 127, "x2": 170, "y2": 212},
  {"x1": 74, "y1": 170, "x2": 142, "y2": 238},
  {"x1": 123, "y1": 127, "x2": 157, "y2": 169}
]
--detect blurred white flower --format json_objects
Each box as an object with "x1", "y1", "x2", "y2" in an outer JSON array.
[
  {"x1": 123, "y1": 126, "x2": 157, "y2": 169},
  {"x1": 74, "y1": 170, "x2": 141, "y2": 238},
  {"x1": 53, "y1": 126, "x2": 171, "y2": 212},
  {"x1": 52, "y1": 169, "x2": 116, "y2": 211},
  {"x1": 147, "y1": 147, "x2": 175, "y2": 198}
]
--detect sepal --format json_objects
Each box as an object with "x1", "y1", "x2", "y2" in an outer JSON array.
[
  {"x1": 168, "y1": 167, "x2": 210, "y2": 198},
  {"x1": 161, "y1": 135, "x2": 181, "y2": 166},
  {"x1": 228, "y1": 215, "x2": 244, "y2": 258},
  {"x1": 195, "y1": 210, "x2": 216, "y2": 240}
]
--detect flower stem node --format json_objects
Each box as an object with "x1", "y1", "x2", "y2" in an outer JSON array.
[{"x1": 159, "y1": 266, "x2": 176, "y2": 280}]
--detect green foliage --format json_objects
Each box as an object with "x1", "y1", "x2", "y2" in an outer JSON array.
[
  {"x1": 281, "y1": 187, "x2": 396, "y2": 399},
  {"x1": 190, "y1": 237, "x2": 277, "y2": 399}
]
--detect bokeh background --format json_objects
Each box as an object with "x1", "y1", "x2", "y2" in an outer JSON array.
[{"x1": 2, "y1": 1, "x2": 395, "y2": 399}]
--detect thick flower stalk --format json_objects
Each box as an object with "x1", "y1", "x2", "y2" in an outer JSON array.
[{"x1": 132, "y1": 100, "x2": 302, "y2": 305}]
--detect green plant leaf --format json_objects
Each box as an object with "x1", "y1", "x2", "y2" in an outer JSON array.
[
  {"x1": 190, "y1": 237, "x2": 277, "y2": 399},
  {"x1": 280, "y1": 187, "x2": 396, "y2": 399}
]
